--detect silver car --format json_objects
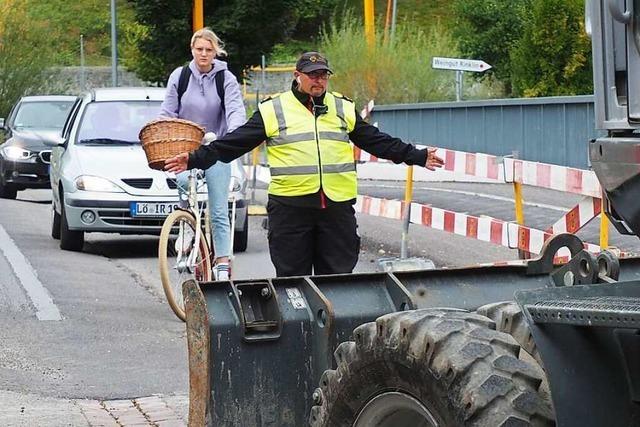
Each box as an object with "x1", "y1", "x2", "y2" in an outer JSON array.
[{"x1": 46, "y1": 87, "x2": 248, "y2": 252}]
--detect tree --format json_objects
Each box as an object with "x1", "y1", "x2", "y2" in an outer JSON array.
[
  {"x1": 127, "y1": 0, "x2": 341, "y2": 85},
  {"x1": 510, "y1": 0, "x2": 592, "y2": 97},
  {"x1": 0, "y1": 0, "x2": 56, "y2": 117},
  {"x1": 25, "y1": 0, "x2": 138, "y2": 66},
  {"x1": 453, "y1": 0, "x2": 531, "y2": 95}
]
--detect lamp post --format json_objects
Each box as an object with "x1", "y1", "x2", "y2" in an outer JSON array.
[
  {"x1": 80, "y1": 35, "x2": 86, "y2": 91},
  {"x1": 110, "y1": 0, "x2": 117, "y2": 87},
  {"x1": 390, "y1": 0, "x2": 397, "y2": 42}
]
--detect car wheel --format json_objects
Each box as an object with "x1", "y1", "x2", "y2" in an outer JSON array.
[
  {"x1": 51, "y1": 205, "x2": 61, "y2": 240},
  {"x1": 59, "y1": 196, "x2": 84, "y2": 251},
  {"x1": 234, "y1": 214, "x2": 248, "y2": 252},
  {"x1": 0, "y1": 177, "x2": 17, "y2": 199}
]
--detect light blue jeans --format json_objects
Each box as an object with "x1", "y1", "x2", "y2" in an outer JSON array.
[{"x1": 177, "y1": 162, "x2": 231, "y2": 259}]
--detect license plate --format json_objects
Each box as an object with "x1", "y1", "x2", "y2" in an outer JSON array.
[{"x1": 130, "y1": 202, "x2": 180, "y2": 217}]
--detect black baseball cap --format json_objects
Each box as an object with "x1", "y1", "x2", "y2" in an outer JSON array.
[{"x1": 296, "y1": 52, "x2": 333, "y2": 74}]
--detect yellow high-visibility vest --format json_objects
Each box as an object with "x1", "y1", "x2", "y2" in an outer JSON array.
[{"x1": 258, "y1": 91, "x2": 357, "y2": 201}]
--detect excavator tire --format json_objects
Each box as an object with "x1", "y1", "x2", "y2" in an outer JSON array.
[
  {"x1": 477, "y1": 301, "x2": 542, "y2": 367},
  {"x1": 309, "y1": 309, "x2": 555, "y2": 427}
]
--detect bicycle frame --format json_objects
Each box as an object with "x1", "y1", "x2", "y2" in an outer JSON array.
[{"x1": 184, "y1": 169, "x2": 212, "y2": 268}]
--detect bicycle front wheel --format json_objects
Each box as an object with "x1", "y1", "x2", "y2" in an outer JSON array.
[{"x1": 159, "y1": 210, "x2": 212, "y2": 321}]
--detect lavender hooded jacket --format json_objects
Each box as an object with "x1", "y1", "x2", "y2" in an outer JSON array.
[{"x1": 160, "y1": 58, "x2": 246, "y2": 137}]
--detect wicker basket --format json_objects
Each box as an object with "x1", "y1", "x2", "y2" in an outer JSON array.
[{"x1": 139, "y1": 118, "x2": 205, "y2": 170}]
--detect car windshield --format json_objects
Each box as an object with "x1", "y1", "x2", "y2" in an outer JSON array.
[
  {"x1": 76, "y1": 100, "x2": 161, "y2": 145},
  {"x1": 14, "y1": 100, "x2": 74, "y2": 130}
]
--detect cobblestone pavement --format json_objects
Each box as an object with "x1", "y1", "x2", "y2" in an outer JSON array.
[{"x1": 0, "y1": 391, "x2": 188, "y2": 426}]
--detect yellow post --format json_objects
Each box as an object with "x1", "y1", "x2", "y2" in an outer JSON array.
[
  {"x1": 600, "y1": 193, "x2": 609, "y2": 250},
  {"x1": 404, "y1": 167, "x2": 414, "y2": 206},
  {"x1": 364, "y1": 0, "x2": 375, "y2": 47},
  {"x1": 513, "y1": 181, "x2": 529, "y2": 259},
  {"x1": 247, "y1": 144, "x2": 267, "y2": 216},
  {"x1": 363, "y1": 0, "x2": 377, "y2": 98},
  {"x1": 401, "y1": 166, "x2": 414, "y2": 259},
  {"x1": 513, "y1": 182, "x2": 525, "y2": 225},
  {"x1": 193, "y1": 0, "x2": 204, "y2": 32}
]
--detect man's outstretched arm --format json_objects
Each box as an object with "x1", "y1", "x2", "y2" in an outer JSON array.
[
  {"x1": 165, "y1": 111, "x2": 267, "y2": 173},
  {"x1": 349, "y1": 114, "x2": 443, "y2": 170}
]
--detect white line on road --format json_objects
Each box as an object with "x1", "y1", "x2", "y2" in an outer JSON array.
[
  {"x1": 0, "y1": 224, "x2": 61, "y2": 321},
  {"x1": 358, "y1": 184, "x2": 568, "y2": 212}
]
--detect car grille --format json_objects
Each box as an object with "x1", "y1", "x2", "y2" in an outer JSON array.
[
  {"x1": 166, "y1": 178, "x2": 205, "y2": 192},
  {"x1": 166, "y1": 178, "x2": 177, "y2": 189},
  {"x1": 39, "y1": 151, "x2": 52, "y2": 164},
  {"x1": 122, "y1": 178, "x2": 153, "y2": 189},
  {"x1": 98, "y1": 209, "x2": 165, "y2": 227}
]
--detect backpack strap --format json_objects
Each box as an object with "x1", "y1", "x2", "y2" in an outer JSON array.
[
  {"x1": 177, "y1": 64, "x2": 192, "y2": 110},
  {"x1": 215, "y1": 70, "x2": 226, "y2": 116},
  {"x1": 176, "y1": 64, "x2": 226, "y2": 117}
]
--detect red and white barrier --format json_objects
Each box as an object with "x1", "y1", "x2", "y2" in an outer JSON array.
[
  {"x1": 355, "y1": 195, "x2": 602, "y2": 261},
  {"x1": 355, "y1": 145, "x2": 603, "y2": 197},
  {"x1": 437, "y1": 148, "x2": 501, "y2": 181},
  {"x1": 504, "y1": 158, "x2": 601, "y2": 198},
  {"x1": 354, "y1": 146, "x2": 505, "y2": 183},
  {"x1": 546, "y1": 196, "x2": 601, "y2": 234}
]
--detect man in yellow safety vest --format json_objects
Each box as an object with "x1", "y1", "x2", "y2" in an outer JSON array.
[{"x1": 165, "y1": 51, "x2": 444, "y2": 277}]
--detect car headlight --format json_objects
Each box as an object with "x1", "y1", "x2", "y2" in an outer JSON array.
[
  {"x1": 3, "y1": 146, "x2": 31, "y2": 160},
  {"x1": 75, "y1": 175, "x2": 125, "y2": 192}
]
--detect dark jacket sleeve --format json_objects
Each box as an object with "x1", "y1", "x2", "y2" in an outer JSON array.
[
  {"x1": 188, "y1": 111, "x2": 267, "y2": 169},
  {"x1": 349, "y1": 114, "x2": 427, "y2": 166}
]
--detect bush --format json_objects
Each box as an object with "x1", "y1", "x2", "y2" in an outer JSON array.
[{"x1": 319, "y1": 15, "x2": 461, "y2": 108}]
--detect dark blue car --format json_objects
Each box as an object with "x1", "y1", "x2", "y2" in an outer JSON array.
[{"x1": 0, "y1": 95, "x2": 76, "y2": 199}]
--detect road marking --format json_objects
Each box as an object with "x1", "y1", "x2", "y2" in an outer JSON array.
[
  {"x1": 0, "y1": 224, "x2": 62, "y2": 321},
  {"x1": 358, "y1": 184, "x2": 567, "y2": 212}
]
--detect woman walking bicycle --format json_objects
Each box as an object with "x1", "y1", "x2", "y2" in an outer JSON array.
[{"x1": 160, "y1": 27, "x2": 246, "y2": 280}]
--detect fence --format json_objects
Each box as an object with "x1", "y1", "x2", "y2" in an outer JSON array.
[{"x1": 369, "y1": 96, "x2": 602, "y2": 169}]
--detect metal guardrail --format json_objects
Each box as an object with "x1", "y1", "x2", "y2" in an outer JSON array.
[{"x1": 370, "y1": 95, "x2": 602, "y2": 169}]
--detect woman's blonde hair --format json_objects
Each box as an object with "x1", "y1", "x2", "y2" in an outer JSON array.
[{"x1": 190, "y1": 27, "x2": 227, "y2": 57}]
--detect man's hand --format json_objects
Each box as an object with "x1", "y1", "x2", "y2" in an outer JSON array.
[
  {"x1": 164, "y1": 152, "x2": 189, "y2": 173},
  {"x1": 425, "y1": 147, "x2": 444, "y2": 171}
]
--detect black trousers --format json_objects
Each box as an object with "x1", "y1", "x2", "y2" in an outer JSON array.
[{"x1": 267, "y1": 199, "x2": 361, "y2": 277}]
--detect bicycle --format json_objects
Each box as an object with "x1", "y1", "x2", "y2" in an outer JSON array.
[{"x1": 158, "y1": 168, "x2": 213, "y2": 321}]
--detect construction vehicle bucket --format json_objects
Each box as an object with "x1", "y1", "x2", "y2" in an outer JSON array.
[{"x1": 182, "y1": 257, "x2": 640, "y2": 426}]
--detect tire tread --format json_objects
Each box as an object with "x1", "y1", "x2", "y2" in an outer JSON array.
[{"x1": 310, "y1": 309, "x2": 554, "y2": 427}]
